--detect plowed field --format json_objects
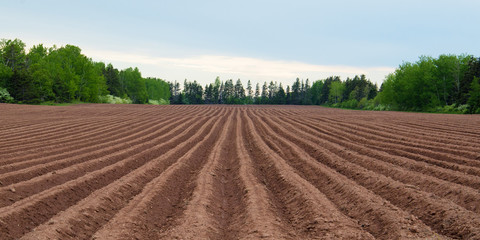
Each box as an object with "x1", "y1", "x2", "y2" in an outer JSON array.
[{"x1": 1, "y1": 104, "x2": 480, "y2": 239}]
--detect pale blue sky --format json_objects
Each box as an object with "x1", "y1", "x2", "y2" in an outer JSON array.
[{"x1": 2, "y1": 0, "x2": 479, "y2": 87}]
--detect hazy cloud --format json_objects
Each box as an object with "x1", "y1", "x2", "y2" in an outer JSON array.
[{"x1": 85, "y1": 49, "x2": 394, "y2": 86}]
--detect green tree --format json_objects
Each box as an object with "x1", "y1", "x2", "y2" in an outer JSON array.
[
  {"x1": 376, "y1": 73, "x2": 396, "y2": 107},
  {"x1": 285, "y1": 85, "x2": 291, "y2": 104},
  {"x1": 261, "y1": 82, "x2": 268, "y2": 104},
  {"x1": 234, "y1": 79, "x2": 245, "y2": 100},
  {"x1": 254, "y1": 82, "x2": 260, "y2": 104},
  {"x1": 246, "y1": 80, "x2": 253, "y2": 102},
  {"x1": 320, "y1": 76, "x2": 340, "y2": 104},
  {"x1": 145, "y1": 77, "x2": 170, "y2": 102},
  {"x1": 27, "y1": 44, "x2": 53, "y2": 102},
  {"x1": 0, "y1": 63, "x2": 12, "y2": 89},
  {"x1": 169, "y1": 80, "x2": 181, "y2": 104},
  {"x1": 213, "y1": 77, "x2": 220, "y2": 103},
  {"x1": 302, "y1": 79, "x2": 312, "y2": 104},
  {"x1": 461, "y1": 57, "x2": 480, "y2": 104},
  {"x1": 276, "y1": 83, "x2": 286, "y2": 104},
  {"x1": 0, "y1": 39, "x2": 30, "y2": 101},
  {"x1": 203, "y1": 84, "x2": 211, "y2": 104},
  {"x1": 119, "y1": 67, "x2": 148, "y2": 104},
  {"x1": 183, "y1": 79, "x2": 203, "y2": 104},
  {"x1": 310, "y1": 80, "x2": 323, "y2": 105},
  {"x1": 467, "y1": 77, "x2": 480, "y2": 113},
  {"x1": 104, "y1": 63, "x2": 123, "y2": 97},
  {"x1": 392, "y1": 56, "x2": 439, "y2": 110},
  {"x1": 291, "y1": 78, "x2": 301, "y2": 104},
  {"x1": 329, "y1": 80, "x2": 345, "y2": 104}
]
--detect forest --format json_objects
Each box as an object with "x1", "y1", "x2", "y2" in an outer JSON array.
[
  {"x1": 0, "y1": 39, "x2": 170, "y2": 105},
  {"x1": 1, "y1": 38, "x2": 479, "y2": 113},
  {"x1": 170, "y1": 56, "x2": 480, "y2": 114}
]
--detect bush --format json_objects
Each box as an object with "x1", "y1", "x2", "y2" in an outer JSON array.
[
  {"x1": 98, "y1": 95, "x2": 132, "y2": 104},
  {"x1": 455, "y1": 104, "x2": 469, "y2": 114},
  {"x1": 0, "y1": 87, "x2": 14, "y2": 103},
  {"x1": 356, "y1": 97, "x2": 369, "y2": 109},
  {"x1": 340, "y1": 99, "x2": 359, "y2": 109},
  {"x1": 148, "y1": 99, "x2": 169, "y2": 105},
  {"x1": 431, "y1": 104, "x2": 470, "y2": 114},
  {"x1": 373, "y1": 104, "x2": 391, "y2": 111}
]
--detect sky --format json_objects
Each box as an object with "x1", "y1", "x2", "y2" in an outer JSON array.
[{"x1": 2, "y1": 0, "x2": 479, "y2": 88}]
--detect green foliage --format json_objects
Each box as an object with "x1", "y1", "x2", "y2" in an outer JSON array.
[
  {"x1": 0, "y1": 87, "x2": 14, "y2": 103},
  {"x1": 310, "y1": 80, "x2": 323, "y2": 105},
  {"x1": 104, "y1": 64, "x2": 123, "y2": 97},
  {"x1": 342, "y1": 74, "x2": 376, "y2": 102},
  {"x1": 2, "y1": 38, "x2": 478, "y2": 114},
  {"x1": 0, "y1": 62, "x2": 13, "y2": 88},
  {"x1": 0, "y1": 39, "x2": 26, "y2": 72},
  {"x1": 467, "y1": 77, "x2": 480, "y2": 113},
  {"x1": 376, "y1": 55, "x2": 474, "y2": 112},
  {"x1": 458, "y1": 57, "x2": 479, "y2": 104},
  {"x1": 340, "y1": 99, "x2": 358, "y2": 109},
  {"x1": 329, "y1": 80, "x2": 345, "y2": 104},
  {"x1": 375, "y1": 73, "x2": 396, "y2": 108},
  {"x1": 0, "y1": 38, "x2": 163, "y2": 105},
  {"x1": 39, "y1": 100, "x2": 85, "y2": 106},
  {"x1": 119, "y1": 67, "x2": 148, "y2": 104},
  {"x1": 98, "y1": 94, "x2": 132, "y2": 104},
  {"x1": 145, "y1": 77, "x2": 170, "y2": 102},
  {"x1": 431, "y1": 104, "x2": 469, "y2": 114},
  {"x1": 0, "y1": 39, "x2": 30, "y2": 101},
  {"x1": 182, "y1": 79, "x2": 203, "y2": 104},
  {"x1": 35, "y1": 45, "x2": 108, "y2": 103},
  {"x1": 27, "y1": 44, "x2": 54, "y2": 102},
  {"x1": 148, "y1": 99, "x2": 169, "y2": 105}
]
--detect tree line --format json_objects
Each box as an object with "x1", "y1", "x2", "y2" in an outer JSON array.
[
  {"x1": 0, "y1": 39, "x2": 170, "y2": 104},
  {"x1": 1, "y1": 38, "x2": 479, "y2": 113},
  {"x1": 169, "y1": 75, "x2": 378, "y2": 107},
  {"x1": 169, "y1": 55, "x2": 480, "y2": 114},
  {"x1": 376, "y1": 55, "x2": 480, "y2": 113}
]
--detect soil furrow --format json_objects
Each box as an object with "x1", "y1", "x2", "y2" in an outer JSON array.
[
  {"x1": 281, "y1": 116, "x2": 480, "y2": 191},
  {"x1": 0, "y1": 105, "x2": 198, "y2": 157},
  {"x1": 0, "y1": 118, "x2": 96, "y2": 142},
  {"x1": 0, "y1": 115, "x2": 179, "y2": 178},
  {"x1": 247, "y1": 109, "x2": 439, "y2": 239},
  {"x1": 0, "y1": 118, "x2": 131, "y2": 156},
  {"x1": 0, "y1": 116, "x2": 163, "y2": 168},
  {"x1": 346, "y1": 117, "x2": 480, "y2": 152},
  {"x1": 251, "y1": 111, "x2": 480, "y2": 239},
  {"x1": 1, "y1": 104, "x2": 478, "y2": 239},
  {"x1": 232, "y1": 108, "x2": 292, "y2": 239},
  {"x1": 310, "y1": 113, "x2": 480, "y2": 147},
  {"x1": 274, "y1": 115, "x2": 480, "y2": 214},
  {"x1": 91, "y1": 110, "x2": 228, "y2": 240},
  {"x1": 0, "y1": 116, "x2": 123, "y2": 147},
  {"x1": 0, "y1": 113, "x2": 213, "y2": 239},
  {"x1": 307, "y1": 116, "x2": 480, "y2": 163},
  {"x1": 19, "y1": 111, "x2": 224, "y2": 240},
  {"x1": 243, "y1": 109, "x2": 376, "y2": 239},
  {"x1": 0, "y1": 116, "x2": 197, "y2": 208},
  {"x1": 163, "y1": 109, "x2": 239, "y2": 239}
]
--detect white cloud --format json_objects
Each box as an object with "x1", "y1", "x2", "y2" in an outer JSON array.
[{"x1": 84, "y1": 49, "x2": 394, "y2": 87}]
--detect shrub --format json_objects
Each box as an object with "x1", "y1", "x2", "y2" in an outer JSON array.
[
  {"x1": 432, "y1": 104, "x2": 470, "y2": 114},
  {"x1": 148, "y1": 99, "x2": 169, "y2": 105},
  {"x1": 98, "y1": 95, "x2": 132, "y2": 104},
  {"x1": 340, "y1": 99, "x2": 359, "y2": 109},
  {"x1": 0, "y1": 88, "x2": 14, "y2": 103},
  {"x1": 373, "y1": 104, "x2": 391, "y2": 111}
]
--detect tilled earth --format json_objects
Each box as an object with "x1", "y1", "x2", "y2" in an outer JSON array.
[{"x1": 1, "y1": 103, "x2": 480, "y2": 239}]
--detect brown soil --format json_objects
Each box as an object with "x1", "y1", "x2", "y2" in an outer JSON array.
[{"x1": 1, "y1": 103, "x2": 479, "y2": 239}]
